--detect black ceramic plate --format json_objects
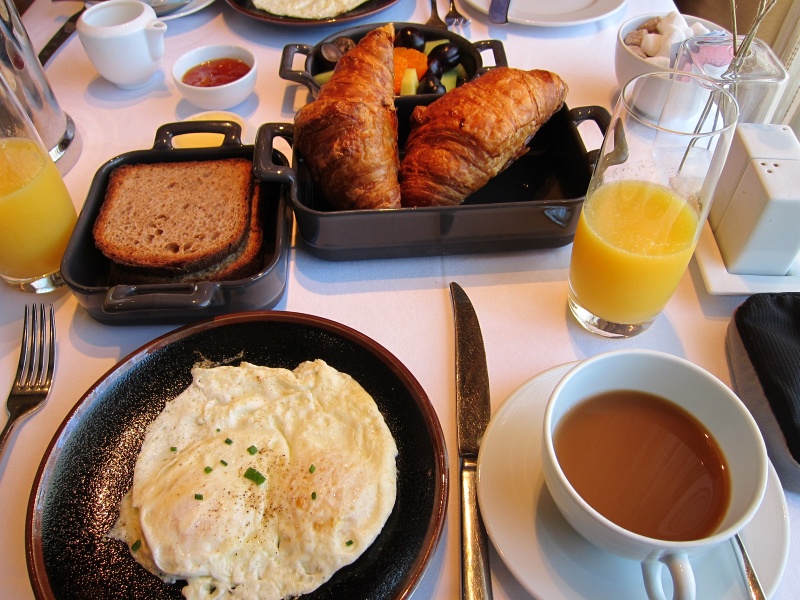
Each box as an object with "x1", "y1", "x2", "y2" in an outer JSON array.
[
  {"x1": 224, "y1": 0, "x2": 400, "y2": 26},
  {"x1": 27, "y1": 312, "x2": 448, "y2": 600}
]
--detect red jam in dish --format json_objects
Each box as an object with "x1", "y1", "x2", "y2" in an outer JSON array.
[{"x1": 182, "y1": 58, "x2": 250, "y2": 87}]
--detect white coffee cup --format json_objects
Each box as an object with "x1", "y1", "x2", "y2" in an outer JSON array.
[
  {"x1": 77, "y1": 0, "x2": 167, "y2": 90},
  {"x1": 542, "y1": 350, "x2": 768, "y2": 600}
]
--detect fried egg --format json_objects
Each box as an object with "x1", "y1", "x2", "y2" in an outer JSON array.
[
  {"x1": 111, "y1": 360, "x2": 398, "y2": 600},
  {"x1": 250, "y1": 0, "x2": 367, "y2": 20}
]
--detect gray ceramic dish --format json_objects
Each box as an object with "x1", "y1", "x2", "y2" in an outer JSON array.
[
  {"x1": 60, "y1": 121, "x2": 293, "y2": 325},
  {"x1": 27, "y1": 311, "x2": 449, "y2": 599},
  {"x1": 279, "y1": 21, "x2": 507, "y2": 102},
  {"x1": 254, "y1": 104, "x2": 610, "y2": 260}
]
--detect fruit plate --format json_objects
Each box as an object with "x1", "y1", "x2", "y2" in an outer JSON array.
[
  {"x1": 254, "y1": 104, "x2": 609, "y2": 260},
  {"x1": 279, "y1": 22, "x2": 507, "y2": 103}
]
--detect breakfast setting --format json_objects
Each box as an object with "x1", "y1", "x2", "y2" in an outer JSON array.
[{"x1": 2, "y1": 0, "x2": 800, "y2": 598}]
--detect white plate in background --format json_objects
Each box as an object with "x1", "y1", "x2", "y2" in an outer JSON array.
[{"x1": 463, "y1": 0, "x2": 625, "y2": 27}]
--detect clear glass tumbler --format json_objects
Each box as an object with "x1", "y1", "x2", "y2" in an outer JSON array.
[
  {"x1": 676, "y1": 34, "x2": 788, "y2": 124},
  {"x1": 0, "y1": 74, "x2": 77, "y2": 293},
  {"x1": 568, "y1": 72, "x2": 738, "y2": 337}
]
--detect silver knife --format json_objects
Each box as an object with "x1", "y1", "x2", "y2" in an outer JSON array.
[
  {"x1": 38, "y1": 7, "x2": 85, "y2": 66},
  {"x1": 450, "y1": 282, "x2": 494, "y2": 600},
  {"x1": 488, "y1": 0, "x2": 510, "y2": 24}
]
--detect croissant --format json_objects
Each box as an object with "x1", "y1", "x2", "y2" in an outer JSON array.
[
  {"x1": 400, "y1": 68, "x2": 568, "y2": 207},
  {"x1": 294, "y1": 24, "x2": 401, "y2": 210}
]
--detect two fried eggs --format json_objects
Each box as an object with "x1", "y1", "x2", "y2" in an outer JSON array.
[
  {"x1": 250, "y1": 0, "x2": 368, "y2": 20},
  {"x1": 111, "y1": 360, "x2": 398, "y2": 600}
]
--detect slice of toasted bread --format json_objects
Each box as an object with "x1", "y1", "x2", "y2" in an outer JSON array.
[
  {"x1": 93, "y1": 158, "x2": 253, "y2": 274},
  {"x1": 111, "y1": 183, "x2": 265, "y2": 284}
]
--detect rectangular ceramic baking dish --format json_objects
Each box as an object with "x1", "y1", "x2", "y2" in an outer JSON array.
[
  {"x1": 254, "y1": 103, "x2": 610, "y2": 260},
  {"x1": 61, "y1": 121, "x2": 293, "y2": 325}
]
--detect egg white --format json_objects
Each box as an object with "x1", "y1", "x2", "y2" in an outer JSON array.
[
  {"x1": 111, "y1": 360, "x2": 398, "y2": 600},
  {"x1": 250, "y1": 0, "x2": 368, "y2": 20}
]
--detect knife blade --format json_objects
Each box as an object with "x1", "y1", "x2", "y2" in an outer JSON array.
[
  {"x1": 38, "y1": 7, "x2": 85, "y2": 67},
  {"x1": 488, "y1": 0, "x2": 509, "y2": 24},
  {"x1": 450, "y1": 282, "x2": 493, "y2": 600}
]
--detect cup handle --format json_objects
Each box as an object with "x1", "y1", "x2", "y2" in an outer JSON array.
[{"x1": 642, "y1": 553, "x2": 696, "y2": 600}]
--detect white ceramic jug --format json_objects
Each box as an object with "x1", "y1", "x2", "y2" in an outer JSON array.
[{"x1": 77, "y1": 0, "x2": 167, "y2": 89}]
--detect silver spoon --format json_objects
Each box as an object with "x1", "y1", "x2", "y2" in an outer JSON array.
[{"x1": 732, "y1": 533, "x2": 766, "y2": 600}]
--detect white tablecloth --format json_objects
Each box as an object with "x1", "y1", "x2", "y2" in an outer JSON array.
[{"x1": 2, "y1": 0, "x2": 797, "y2": 598}]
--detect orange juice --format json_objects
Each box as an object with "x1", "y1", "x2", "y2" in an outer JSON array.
[
  {"x1": 0, "y1": 138, "x2": 77, "y2": 281},
  {"x1": 569, "y1": 180, "x2": 699, "y2": 325}
]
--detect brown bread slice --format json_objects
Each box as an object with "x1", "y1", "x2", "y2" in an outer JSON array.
[
  {"x1": 111, "y1": 183, "x2": 264, "y2": 284},
  {"x1": 93, "y1": 158, "x2": 253, "y2": 274}
]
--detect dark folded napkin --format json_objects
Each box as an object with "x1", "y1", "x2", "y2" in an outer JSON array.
[{"x1": 727, "y1": 293, "x2": 800, "y2": 491}]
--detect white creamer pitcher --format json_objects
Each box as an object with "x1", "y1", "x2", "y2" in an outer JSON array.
[{"x1": 77, "y1": 0, "x2": 167, "y2": 89}]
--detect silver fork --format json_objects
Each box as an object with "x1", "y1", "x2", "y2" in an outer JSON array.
[
  {"x1": 445, "y1": 0, "x2": 470, "y2": 26},
  {"x1": 426, "y1": 0, "x2": 448, "y2": 30},
  {"x1": 0, "y1": 304, "x2": 56, "y2": 465}
]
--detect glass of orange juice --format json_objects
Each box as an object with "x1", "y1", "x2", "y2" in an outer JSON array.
[
  {"x1": 568, "y1": 72, "x2": 738, "y2": 337},
  {"x1": 0, "y1": 75, "x2": 77, "y2": 293}
]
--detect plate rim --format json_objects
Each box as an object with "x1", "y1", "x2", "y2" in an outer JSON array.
[
  {"x1": 223, "y1": 0, "x2": 401, "y2": 26},
  {"x1": 462, "y1": 0, "x2": 626, "y2": 27},
  {"x1": 159, "y1": 0, "x2": 217, "y2": 21},
  {"x1": 26, "y1": 310, "x2": 449, "y2": 600}
]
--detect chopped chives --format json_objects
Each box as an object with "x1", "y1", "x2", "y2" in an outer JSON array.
[
  {"x1": 244, "y1": 467, "x2": 266, "y2": 485},
  {"x1": 204, "y1": 466, "x2": 213, "y2": 474},
  {"x1": 220, "y1": 459, "x2": 228, "y2": 466},
  {"x1": 345, "y1": 540, "x2": 354, "y2": 546},
  {"x1": 311, "y1": 491, "x2": 317, "y2": 500},
  {"x1": 131, "y1": 539, "x2": 142, "y2": 552},
  {"x1": 170, "y1": 446, "x2": 177, "y2": 452},
  {"x1": 224, "y1": 438, "x2": 233, "y2": 445},
  {"x1": 247, "y1": 445, "x2": 258, "y2": 455},
  {"x1": 195, "y1": 493, "x2": 204, "y2": 500},
  {"x1": 309, "y1": 464, "x2": 315, "y2": 474}
]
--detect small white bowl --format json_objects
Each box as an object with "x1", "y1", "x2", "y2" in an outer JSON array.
[
  {"x1": 172, "y1": 44, "x2": 257, "y2": 110},
  {"x1": 615, "y1": 13, "x2": 724, "y2": 90}
]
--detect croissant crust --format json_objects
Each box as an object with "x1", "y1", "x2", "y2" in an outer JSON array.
[
  {"x1": 294, "y1": 24, "x2": 401, "y2": 210},
  {"x1": 400, "y1": 68, "x2": 568, "y2": 207}
]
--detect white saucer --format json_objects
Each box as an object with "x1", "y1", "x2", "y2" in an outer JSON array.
[
  {"x1": 463, "y1": 0, "x2": 625, "y2": 27},
  {"x1": 477, "y1": 362, "x2": 790, "y2": 599},
  {"x1": 159, "y1": 0, "x2": 216, "y2": 21},
  {"x1": 694, "y1": 220, "x2": 800, "y2": 295}
]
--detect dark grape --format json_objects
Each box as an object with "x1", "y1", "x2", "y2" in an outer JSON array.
[
  {"x1": 395, "y1": 27, "x2": 426, "y2": 52},
  {"x1": 427, "y1": 43, "x2": 460, "y2": 72},
  {"x1": 425, "y1": 57, "x2": 443, "y2": 78},
  {"x1": 417, "y1": 75, "x2": 446, "y2": 94}
]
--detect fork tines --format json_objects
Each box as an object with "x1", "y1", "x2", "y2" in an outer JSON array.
[{"x1": 15, "y1": 304, "x2": 56, "y2": 392}]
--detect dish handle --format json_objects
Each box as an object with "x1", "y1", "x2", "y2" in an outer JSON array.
[
  {"x1": 278, "y1": 44, "x2": 320, "y2": 99},
  {"x1": 568, "y1": 105, "x2": 611, "y2": 171},
  {"x1": 151, "y1": 120, "x2": 245, "y2": 150},
  {"x1": 472, "y1": 39, "x2": 508, "y2": 74},
  {"x1": 253, "y1": 123, "x2": 296, "y2": 186},
  {"x1": 102, "y1": 282, "x2": 223, "y2": 313}
]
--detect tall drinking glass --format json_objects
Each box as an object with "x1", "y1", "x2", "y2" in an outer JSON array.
[
  {"x1": 0, "y1": 74, "x2": 77, "y2": 293},
  {"x1": 568, "y1": 72, "x2": 738, "y2": 337}
]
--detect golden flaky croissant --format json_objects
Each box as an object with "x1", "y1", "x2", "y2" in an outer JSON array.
[
  {"x1": 294, "y1": 24, "x2": 401, "y2": 210},
  {"x1": 400, "y1": 68, "x2": 568, "y2": 207}
]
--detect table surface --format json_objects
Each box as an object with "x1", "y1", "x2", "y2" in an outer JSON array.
[{"x1": 3, "y1": 0, "x2": 797, "y2": 598}]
